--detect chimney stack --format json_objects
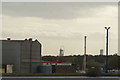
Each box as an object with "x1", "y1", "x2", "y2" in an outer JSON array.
[
  {"x1": 7, "y1": 38, "x2": 11, "y2": 40},
  {"x1": 29, "y1": 38, "x2": 32, "y2": 41},
  {"x1": 25, "y1": 38, "x2": 27, "y2": 40}
]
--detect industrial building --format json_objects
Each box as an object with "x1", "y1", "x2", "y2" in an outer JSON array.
[
  {"x1": 38, "y1": 61, "x2": 76, "y2": 73},
  {"x1": 1, "y1": 38, "x2": 42, "y2": 73}
]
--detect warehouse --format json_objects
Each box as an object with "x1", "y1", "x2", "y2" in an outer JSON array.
[{"x1": 1, "y1": 38, "x2": 42, "y2": 73}]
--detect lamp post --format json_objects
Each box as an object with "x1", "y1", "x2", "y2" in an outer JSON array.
[{"x1": 105, "y1": 27, "x2": 110, "y2": 73}]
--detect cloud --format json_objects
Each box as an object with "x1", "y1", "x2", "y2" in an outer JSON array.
[
  {"x1": 2, "y1": 2, "x2": 117, "y2": 19},
  {"x1": 2, "y1": 2, "x2": 118, "y2": 55}
]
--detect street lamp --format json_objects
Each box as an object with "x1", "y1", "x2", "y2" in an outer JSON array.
[{"x1": 105, "y1": 26, "x2": 110, "y2": 73}]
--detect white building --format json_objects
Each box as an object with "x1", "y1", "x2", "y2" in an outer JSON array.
[
  {"x1": 59, "y1": 48, "x2": 64, "y2": 56},
  {"x1": 100, "y1": 49, "x2": 103, "y2": 55}
]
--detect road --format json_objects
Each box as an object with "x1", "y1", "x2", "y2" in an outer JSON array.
[{"x1": 1, "y1": 76, "x2": 120, "y2": 80}]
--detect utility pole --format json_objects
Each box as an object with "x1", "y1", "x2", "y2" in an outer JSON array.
[
  {"x1": 83, "y1": 36, "x2": 87, "y2": 73},
  {"x1": 105, "y1": 27, "x2": 110, "y2": 73},
  {"x1": 29, "y1": 38, "x2": 32, "y2": 73}
]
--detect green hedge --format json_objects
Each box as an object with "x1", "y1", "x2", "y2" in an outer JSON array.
[{"x1": 101, "y1": 72, "x2": 120, "y2": 76}]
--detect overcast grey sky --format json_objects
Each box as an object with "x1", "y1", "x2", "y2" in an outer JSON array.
[{"x1": 2, "y1": 2, "x2": 118, "y2": 56}]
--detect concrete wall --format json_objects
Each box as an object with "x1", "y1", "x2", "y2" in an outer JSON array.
[
  {"x1": 2, "y1": 39, "x2": 42, "y2": 73},
  {"x1": 20, "y1": 40, "x2": 31, "y2": 73},
  {"x1": 2, "y1": 41, "x2": 21, "y2": 73},
  {"x1": 31, "y1": 41, "x2": 41, "y2": 73},
  {"x1": 20, "y1": 40, "x2": 41, "y2": 73}
]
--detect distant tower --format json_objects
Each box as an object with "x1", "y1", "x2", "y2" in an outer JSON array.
[
  {"x1": 59, "y1": 48, "x2": 64, "y2": 57},
  {"x1": 100, "y1": 49, "x2": 104, "y2": 55}
]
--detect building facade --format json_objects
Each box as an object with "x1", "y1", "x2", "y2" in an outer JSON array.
[{"x1": 1, "y1": 38, "x2": 42, "y2": 73}]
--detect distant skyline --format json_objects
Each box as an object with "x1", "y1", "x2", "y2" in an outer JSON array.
[{"x1": 2, "y1": 2, "x2": 118, "y2": 56}]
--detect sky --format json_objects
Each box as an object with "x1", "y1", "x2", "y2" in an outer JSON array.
[{"x1": 2, "y1": 2, "x2": 118, "y2": 56}]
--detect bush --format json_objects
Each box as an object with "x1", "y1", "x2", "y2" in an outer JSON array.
[
  {"x1": 86, "y1": 67, "x2": 101, "y2": 76},
  {"x1": 86, "y1": 60, "x2": 101, "y2": 77}
]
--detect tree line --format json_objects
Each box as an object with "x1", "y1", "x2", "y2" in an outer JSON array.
[{"x1": 42, "y1": 54, "x2": 120, "y2": 70}]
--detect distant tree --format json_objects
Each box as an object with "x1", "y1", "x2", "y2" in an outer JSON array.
[
  {"x1": 108, "y1": 56, "x2": 118, "y2": 69},
  {"x1": 42, "y1": 55, "x2": 119, "y2": 72},
  {"x1": 118, "y1": 56, "x2": 120, "y2": 70},
  {"x1": 86, "y1": 60, "x2": 101, "y2": 76},
  {"x1": 42, "y1": 56, "x2": 57, "y2": 62}
]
